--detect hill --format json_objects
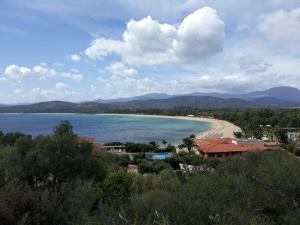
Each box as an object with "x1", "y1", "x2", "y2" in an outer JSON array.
[{"x1": 94, "y1": 86, "x2": 300, "y2": 106}]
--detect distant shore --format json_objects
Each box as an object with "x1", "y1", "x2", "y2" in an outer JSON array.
[
  {"x1": 100, "y1": 114, "x2": 241, "y2": 139},
  {"x1": 0, "y1": 112, "x2": 241, "y2": 140}
]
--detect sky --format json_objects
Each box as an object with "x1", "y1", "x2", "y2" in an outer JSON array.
[{"x1": 0, "y1": 0, "x2": 300, "y2": 103}]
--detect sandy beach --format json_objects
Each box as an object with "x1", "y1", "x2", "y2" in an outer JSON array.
[{"x1": 102, "y1": 114, "x2": 241, "y2": 139}]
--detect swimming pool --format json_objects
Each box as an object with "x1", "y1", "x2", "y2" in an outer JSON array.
[{"x1": 149, "y1": 152, "x2": 172, "y2": 160}]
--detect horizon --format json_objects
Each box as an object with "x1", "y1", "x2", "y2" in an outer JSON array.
[
  {"x1": 1, "y1": 1, "x2": 300, "y2": 104},
  {"x1": 0, "y1": 85, "x2": 298, "y2": 105}
]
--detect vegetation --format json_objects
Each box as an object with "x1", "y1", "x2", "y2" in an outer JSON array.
[{"x1": 0, "y1": 121, "x2": 299, "y2": 225}]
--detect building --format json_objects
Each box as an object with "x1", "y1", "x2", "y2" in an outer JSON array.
[
  {"x1": 78, "y1": 137, "x2": 102, "y2": 152},
  {"x1": 193, "y1": 138, "x2": 267, "y2": 160},
  {"x1": 232, "y1": 139, "x2": 265, "y2": 147},
  {"x1": 264, "y1": 141, "x2": 281, "y2": 150},
  {"x1": 78, "y1": 137, "x2": 96, "y2": 143},
  {"x1": 102, "y1": 145, "x2": 126, "y2": 152},
  {"x1": 127, "y1": 164, "x2": 138, "y2": 174}
]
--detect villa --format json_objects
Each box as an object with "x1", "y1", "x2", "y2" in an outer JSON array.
[
  {"x1": 78, "y1": 137, "x2": 102, "y2": 152},
  {"x1": 192, "y1": 138, "x2": 271, "y2": 160}
]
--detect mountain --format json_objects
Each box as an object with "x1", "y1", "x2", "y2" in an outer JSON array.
[
  {"x1": 117, "y1": 96, "x2": 255, "y2": 109},
  {"x1": 1, "y1": 86, "x2": 300, "y2": 113},
  {"x1": 0, "y1": 97, "x2": 255, "y2": 113},
  {"x1": 94, "y1": 86, "x2": 300, "y2": 106},
  {"x1": 96, "y1": 93, "x2": 172, "y2": 103},
  {"x1": 242, "y1": 86, "x2": 300, "y2": 103},
  {"x1": 251, "y1": 97, "x2": 299, "y2": 107}
]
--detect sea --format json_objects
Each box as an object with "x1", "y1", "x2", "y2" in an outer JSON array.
[{"x1": 0, "y1": 114, "x2": 210, "y2": 145}]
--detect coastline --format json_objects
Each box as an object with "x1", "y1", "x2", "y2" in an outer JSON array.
[
  {"x1": 0, "y1": 112, "x2": 241, "y2": 140},
  {"x1": 100, "y1": 114, "x2": 241, "y2": 139}
]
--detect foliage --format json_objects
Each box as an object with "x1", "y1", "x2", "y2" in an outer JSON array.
[{"x1": 0, "y1": 122, "x2": 299, "y2": 225}]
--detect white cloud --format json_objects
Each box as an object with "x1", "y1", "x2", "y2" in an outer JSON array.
[
  {"x1": 33, "y1": 65, "x2": 57, "y2": 76},
  {"x1": 71, "y1": 74, "x2": 83, "y2": 81},
  {"x1": 85, "y1": 7, "x2": 224, "y2": 65},
  {"x1": 69, "y1": 54, "x2": 81, "y2": 62},
  {"x1": 90, "y1": 84, "x2": 96, "y2": 92},
  {"x1": 106, "y1": 62, "x2": 137, "y2": 77},
  {"x1": 227, "y1": 53, "x2": 272, "y2": 74},
  {"x1": 258, "y1": 8, "x2": 300, "y2": 43},
  {"x1": 2, "y1": 64, "x2": 84, "y2": 82},
  {"x1": 61, "y1": 72, "x2": 83, "y2": 81},
  {"x1": 0, "y1": 77, "x2": 7, "y2": 82},
  {"x1": 14, "y1": 89, "x2": 22, "y2": 94},
  {"x1": 4, "y1": 64, "x2": 32, "y2": 80},
  {"x1": 55, "y1": 82, "x2": 69, "y2": 91}
]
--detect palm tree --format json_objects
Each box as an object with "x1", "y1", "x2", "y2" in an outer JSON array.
[{"x1": 181, "y1": 137, "x2": 196, "y2": 154}]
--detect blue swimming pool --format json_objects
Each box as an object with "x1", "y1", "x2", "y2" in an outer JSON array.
[
  {"x1": 149, "y1": 152, "x2": 172, "y2": 160},
  {"x1": 129, "y1": 152, "x2": 172, "y2": 160}
]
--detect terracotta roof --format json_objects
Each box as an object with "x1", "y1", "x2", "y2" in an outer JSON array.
[
  {"x1": 78, "y1": 137, "x2": 96, "y2": 143},
  {"x1": 193, "y1": 138, "x2": 210, "y2": 146},
  {"x1": 193, "y1": 137, "x2": 233, "y2": 145},
  {"x1": 193, "y1": 138, "x2": 266, "y2": 154},
  {"x1": 197, "y1": 144, "x2": 266, "y2": 153},
  {"x1": 264, "y1": 142, "x2": 281, "y2": 146},
  {"x1": 206, "y1": 137, "x2": 233, "y2": 144},
  {"x1": 93, "y1": 143, "x2": 102, "y2": 151}
]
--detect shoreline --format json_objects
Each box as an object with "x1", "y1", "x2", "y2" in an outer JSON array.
[
  {"x1": 0, "y1": 112, "x2": 241, "y2": 140},
  {"x1": 99, "y1": 113, "x2": 241, "y2": 139}
]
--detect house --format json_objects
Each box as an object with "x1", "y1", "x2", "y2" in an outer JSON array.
[
  {"x1": 127, "y1": 164, "x2": 138, "y2": 174},
  {"x1": 264, "y1": 141, "x2": 281, "y2": 150},
  {"x1": 78, "y1": 137, "x2": 102, "y2": 152},
  {"x1": 102, "y1": 145, "x2": 126, "y2": 152},
  {"x1": 192, "y1": 138, "x2": 266, "y2": 160},
  {"x1": 78, "y1": 137, "x2": 96, "y2": 143}
]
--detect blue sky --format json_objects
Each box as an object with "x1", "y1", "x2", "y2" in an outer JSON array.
[{"x1": 0, "y1": 0, "x2": 300, "y2": 103}]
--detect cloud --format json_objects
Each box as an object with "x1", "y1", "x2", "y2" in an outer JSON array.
[
  {"x1": 106, "y1": 62, "x2": 137, "y2": 77},
  {"x1": 69, "y1": 54, "x2": 81, "y2": 62},
  {"x1": 33, "y1": 65, "x2": 57, "y2": 76},
  {"x1": 227, "y1": 53, "x2": 272, "y2": 74},
  {"x1": 55, "y1": 82, "x2": 69, "y2": 91},
  {"x1": 61, "y1": 72, "x2": 83, "y2": 81},
  {"x1": 85, "y1": 7, "x2": 224, "y2": 65},
  {"x1": 258, "y1": 7, "x2": 300, "y2": 43},
  {"x1": 2, "y1": 64, "x2": 84, "y2": 82},
  {"x1": 4, "y1": 64, "x2": 32, "y2": 80}
]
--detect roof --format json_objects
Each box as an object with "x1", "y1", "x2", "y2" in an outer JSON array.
[
  {"x1": 264, "y1": 142, "x2": 281, "y2": 146},
  {"x1": 193, "y1": 138, "x2": 266, "y2": 154},
  {"x1": 206, "y1": 137, "x2": 233, "y2": 144},
  {"x1": 93, "y1": 143, "x2": 102, "y2": 151},
  {"x1": 78, "y1": 137, "x2": 96, "y2": 143},
  {"x1": 197, "y1": 144, "x2": 266, "y2": 153}
]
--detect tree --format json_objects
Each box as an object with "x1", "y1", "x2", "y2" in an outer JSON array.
[
  {"x1": 53, "y1": 120, "x2": 74, "y2": 137},
  {"x1": 189, "y1": 134, "x2": 196, "y2": 138},
  {"x1": 182, "y1": 137, "x2": 196, "y2": 154}
]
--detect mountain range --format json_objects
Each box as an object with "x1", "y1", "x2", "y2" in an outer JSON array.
[
  {"x1": 96, "y1": 86, "x2": 300, "y2": 107},
  {"x1": 0, "y1": 86, "x2": 299, "y2": 113}
]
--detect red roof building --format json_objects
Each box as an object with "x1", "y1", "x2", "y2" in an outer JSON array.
[
  {"x1": 78, "y1": 137, "x2": 102, "y2": 152},
  {"x1": 78, "y1": 137, "x2": 96, "y2": 143},
  {"x1": 193, "y1": 138, "x2": 267, "y2": 160}
]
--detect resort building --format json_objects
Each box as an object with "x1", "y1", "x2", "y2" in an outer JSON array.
[
  {"x1": 77, "y1": 137, "x2": 102, "y2": 152},
  {"x1": 101, "y1": 145, "x2": 126, "y2": 152},
  {"x1": 127, "y1": 164, "x2": 139, "y2": 174},
  {"x1": 192, "y1": 138, "x2": 268, "y2": 160}
]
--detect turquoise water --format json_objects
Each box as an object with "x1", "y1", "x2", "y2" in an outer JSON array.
[
  {"x1": 150, "y1": 152, "x2": 172, "y2": 160},
  {"x1": 0, "y1": 114, "x2": 210, "y2": 145}
]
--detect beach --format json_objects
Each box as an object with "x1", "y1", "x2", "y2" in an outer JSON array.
[{"x1": 102, "y1": 114, "x2": 241, "y2": 139}]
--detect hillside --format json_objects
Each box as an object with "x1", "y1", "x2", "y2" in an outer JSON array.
[{"x1": 1, "y1": 86, "x2": 300, "y2": 113}]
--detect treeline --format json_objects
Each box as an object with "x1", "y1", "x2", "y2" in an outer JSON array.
[
  {"x1": 0, "y1": 122, "x2": 299, "y2": 225},
  {"x1": 104, "y1": 141, "x2": 176, "y2": 153}
]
